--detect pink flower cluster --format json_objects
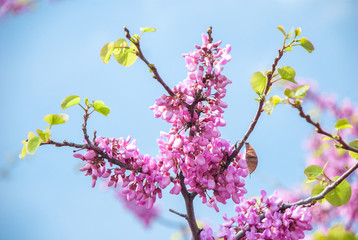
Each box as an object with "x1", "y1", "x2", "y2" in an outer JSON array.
[
  {"x1": 116, "y1": 191, "x2": 159, "y2": 227},
  {"x1": 74, "y1": 33, "x2": 249, "y2": 212},
  {"x1": 151, "y1": 33, "x2": 248, "y2": 210},
  {"x1": 201, "y1": 190, "x2": 312, "y2": 240},
  {"x1": 0, "y1": 0, "x2": 33, "y2": 17},
  {"x1": 74, "y1": 136, "x2": 171, "y2": 209}
]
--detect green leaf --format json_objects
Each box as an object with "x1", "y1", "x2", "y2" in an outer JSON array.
[
  {"x1": 263, "y1": 95, "x2": 282, "y2": 115},
  {"x1": 349, "y1": 139, "x2": 358, "y2": 159},
  {"x1": 304, "y1": 165, "x2": 323, "y2": 180},
  {"x1": 100, "y1": 42, "x2": 114, "y2": 64},
  {"x1": 300, "y1": 37, "x2": 315, "y2": 53},
  {"x1": 44, "y1": 114, "x2": 69, "y2": 126},
  {"x1": 36, "y1": 129, "x2": 46, "y2": 141},
  {"x1": 334, "y1": 118, "x2": 353, "y2": 130},
  {"x1": 295, "y1": 27, "x2": 302, "y2": 37},
  {"x1": 19, "y1": 140, "x2": 27, "y2": 159},
  {"x1": 250, "y1": 72, "x2": 267, "y2": 95},
  {"x1": 284, "y1": 88, "x2": 293, "y2": 98},
  {"x1": 93, "y1": 101, "x2": 111, "y2": 117},
  {"x1": 311, "y1": 183, "x2": 325, "y2": 203},
  {"x1": 140, "y1": 27, "x2": 156, "y2": 32},
  {"x1": 61, "y1": 95, "x2": 80, "y2": 110},
  {"x1": 285, "y1": 46, "x2": 292, "y2": 51},
  {"x1": 321, "y1": 136, "x2": 333, "y2": 141},
  {"x1": 277, "y1": 25, "x2": 286, "y2": 36},
  {"x1": 85, "y1": 98, "x2": 90, "y2": 107},
  {"x1": 277, "y1": 66, "x2": 297, "y2": 83},
  {"x1": 113, "y1": 39, "x2": 138, "y2": 66},
  {"x1": 293, "y1": 85, "x2": 309, "y2": 98},
  {"x1": 325, "y1": 177, "x2": 351, "y2": 207},
  {"x1": 327, "y1": 226, "x2": 356, "y2": 240},
  {"x1": 26, "y1": 135, "x2": 41, "y2": 154},
  {"x1": 286, "y1": 27, "x2": 294, "y2": 39}
]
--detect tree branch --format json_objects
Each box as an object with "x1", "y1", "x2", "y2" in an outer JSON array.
[
  {"x1": 225, "y1": 47, "x2": 285, "y2": 168},
  {"x1": 41, "y1": 140, "x2": 132, "y2": 170},
  {"x1": 290, "y1": 102, "x2": 358, "y2": 154},
  {"x1": 178, "y1": 172, "x2": 201, "y2": 240},
  {"x1": 124, "y1": 26, "x2": 175, "y2": 97}
]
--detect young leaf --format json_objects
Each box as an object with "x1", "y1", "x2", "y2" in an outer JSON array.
[
  {"x1": 245, "y1": 143, "x2": 258, "y2": 174},
  {"x1": 348, "y1": 139, "x2": 358, "y2": 159},
  {"x1": 285, "y1": 46, "x2": 292, "y2": 51},
  {"x1": 140, "y1": 27, "x2": 156, "y2": 32},
  {"x1": 304, "y1": 165, "x2": 323, "y2": 179},
  {"x1": 113, "y1": 39, "x2": 138, "y2": 66},
  {"x1": 286, "y1": 27, "x2": 294, "y2": 39},
  {"x1": 263, "y1": 95, "x2": 282, "y2": 115},
  {"x1": 26, "y1": 135, "x2": 41, "y2": 154},
  {"x1": 93, "y1": 101, "x2": 111, "y2": 117},
  {"x1": 325, "y1": 177, "x2": 351, "y2": 207},
  {"x1": 250, "y1": 72, "x2": 267, "y2": 95},
  {"x1": 334, "y1": 118, "x2": 353, "y2": 130},
  {"x1": 61, "y1": 95, "x2": 80, "y2": 110},
  {"x1": 300, "y1": 37, "x2": 315, "y2": 53},
  {"x1": 85, "y1": 98, "x2": 90, "y2": 107},
  {"x1": 293, "y1": 85, "x2": 309, "y2": 98},
  {"x1": 321, "y1": 136, "x2": 333, "y2": 141},
  {"x1": 36, "y1": 129, "x2": 46, "y2": 141},
  {"x1": 100, "y1": 42, "x2": 114, "y2": 64},
  {"x1": 311, "y1": 183, "x2": 325, "y2": 202},
  {"x1": 277, "y1": 66, "x2": 297, "y2": 83},
  {"x1": 284, "y1": 88, "x2": 293, "y2": 98},
  {"x1": 44, "y1": 114, "x2": 69, "y2": 126},
  {"x1": 295, "y1": 27, "x2": 302, "y2": 37},
  {"x1": 19, "y1": 140, "x2": 27, "y2": 159},
  {"x1": 277, "y1": 25, "x2": 286, "y2": 36}
]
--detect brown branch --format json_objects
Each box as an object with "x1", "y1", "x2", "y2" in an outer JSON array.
[
  {"x1": 178, "y1": 172, "x2": 201, "y2": 240},
  {"x1": 41, "y1": 140, "x2": 132, "y2": 170},
  {"x1": 169, "y1": 209, "x2": 188, "y2": 219},
  {"x1": 123, "y1": 26, "x2": 175, "y2": 97},
  {"x1": 236, "y1": 160, "x2": 358, "y2": 239},
  {"x1": 224, "y1": 48, "x2": 285, "y2": 168},
  {"x1": 291, "y1": 102, "x2": 358, "y2": 154}
]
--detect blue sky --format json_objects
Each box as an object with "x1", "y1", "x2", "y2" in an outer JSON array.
[{"x1": 1, "y1": 0, "x2": 358, "y2": 239}]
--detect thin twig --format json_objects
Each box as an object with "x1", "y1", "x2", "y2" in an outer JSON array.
[
  {"x1": 41, "y1": 140, "x2": 132, "y2": 169},
  {"x1": 169, "y1": 209, "x2": 188, "y2": 219},
  {"x1": 123, "y1": 26, "x2": 175, "y2": 97},
  {"x1": 224, "y1": 47, "x2": 285, "y2": 168},
  {"x1": 291, "y1": 102, "x2": 358, "y2": 154}
]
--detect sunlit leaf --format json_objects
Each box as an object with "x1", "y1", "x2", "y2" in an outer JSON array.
[
  {"x1": 277, "y1": 66, "x2": 296, "y2": 83},
  {"x1": 300, "y1": 37, "x2": 314, "y2": 53},
  {"x1": 304, "y1": 165, "x2": 323, "y2": 180},
  {"x1": 295, "y1": 27, "x2": 301, "y2": 37},
  {"x1": 334, "y1": 118, "x2": 353, "y2": 130},
  {"x1": 325, "y1": 177, "x2": 351, "y2": 207},
  {"x1": 61, "y1": 95, "x2": 80, "y2": 110},
  {"x1": 250, "y1": 72, "x2": 267, "y2": 95},
  {"x1": 19, "y1": 140, "x2": 27, "y2": 159},
  {"x1": 93, "y1": 100, "x2": 111, "y2": 117},
  {"x1": 349, "y1": 139, "x2": 358, "y2": 159},
  {"x1": 44, "y1": 114, "x2": 69, "y2": 126},
  {"x1": 277, "y1": 25, "x2": 286, "y2": 36},
  {"x1": 263, "y1": 95, "x2": 281, "y2": 115},
  {"x1": 113, "y1": 38, "x2": 138, "y2": 66},
  {"x1": 140, "y1": 27, "x2": 156, "y2": 32},
  {"x1": 100, "y1": 42, "x2": 114, "y2": 64},
  {"x1": 26, "y1": 135, "x2": 41, "y2": 154},
  {"x1": 286, "y1": 27, "x2": 294, "y2": 39}
]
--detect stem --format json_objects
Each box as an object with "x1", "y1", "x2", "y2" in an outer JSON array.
[
  {"x1": 123, "y1": 26, "x2": 175, "y2": 97},
  {"x1": 225, "y1": 47, "x2": 285, "y2": 168},
  {"x1": 178, "y1": 172, "x2": 201, "y2": 240},
  {"x1": 41, "y1": 140, "x2": 132, "y2": 169},
  {"x1": 291, "y1": 102, "x2": 358, "y2": 154}
]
